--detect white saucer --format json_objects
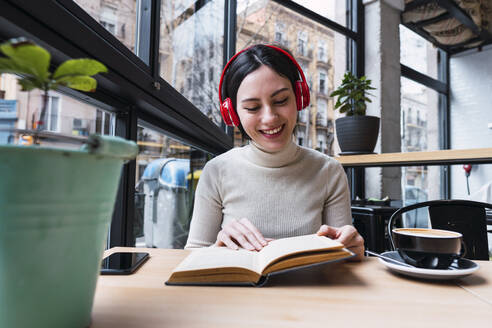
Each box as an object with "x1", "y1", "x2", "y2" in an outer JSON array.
[{"x1": 378, "y1": 251, "x2": 479, "y2": 280}]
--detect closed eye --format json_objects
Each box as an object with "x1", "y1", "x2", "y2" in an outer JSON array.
[
  {"x1": 244, "y1": 106, "x2": 260, "y2": 111},
  {"x1": 274, "y1": 97, "x2": 288, "y2": 105}
]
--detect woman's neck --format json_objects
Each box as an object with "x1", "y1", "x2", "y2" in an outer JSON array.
[{"x1": 246, "y1": 138, "x2": 300, "y2": 168}]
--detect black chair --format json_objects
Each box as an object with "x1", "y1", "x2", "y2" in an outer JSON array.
[{"x1": 387, "y1": 200, "x2": 491, "y2": 260}]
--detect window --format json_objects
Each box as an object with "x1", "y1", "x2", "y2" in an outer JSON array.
[
  {"x1": 95, "y1": 109, "x2": 114, "y2": 135},
  {"x1": 318, "y1": 40, "x2": 327, "y2": 62},
  {"x1": 236, "y1": 0, "x2": 348, "y2": 154},
  {"x1": 292, "y1": 0, "x2": 347, "y2": 27},
  {"x1": 100, "y1": 20, "x2": 116, "y2": 34},
  {"x1": 134, "y1": 124, "x2": 208, "y2": 248},
  {"x1": 159, "y1": 0, "x2": 224, "y2": 126},
  {"x1": 45, "y1": 96, "x2": 60, "y2": 132},
  {"x1": 400, "y1": 22, "x2": 447, "y2": 201},
  {"x1": 317, "y1": 99, "x2": 327, "y2": 125},
  {"x1": 74, "y1": 0, "x2": 137, "y2": 53},
  {"x1": 400, "y1": 25, "x2": 439, "y2": 79},
  {"x1": 0, "y1": 73, "x2": 114, "y2": 148},
  {"x1": 401, "y1": 78, "x2": 441, "y2": 203},
  {"x1": 297, "y1": 30, "x2": 307, "y2": 57},
  {"x1": 275, "y1": 21, "x2": 287, "y2": 46},
  {"x1": 318, "y1": 71, "x2": 327, "y2": 94}
]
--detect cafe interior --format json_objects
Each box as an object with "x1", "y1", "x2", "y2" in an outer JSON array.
[{"x1": 1, "y1": 0, "x2": 492, "y2": 327}]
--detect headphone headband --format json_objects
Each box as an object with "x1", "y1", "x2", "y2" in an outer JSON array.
[
  {"x1": 218, "y1": 44, "x2": 308, "y2": 105},
  {"x1": 218, "y1": 44, "x2": 310, "y2": 126}
]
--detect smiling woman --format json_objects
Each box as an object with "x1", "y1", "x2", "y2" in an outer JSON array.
[
  {"x1": 236, "y1": 66, "x2": 298, "y2": 152},
  {"x1": 185, "y1": 44, "x2": 365, "y2": 260}
]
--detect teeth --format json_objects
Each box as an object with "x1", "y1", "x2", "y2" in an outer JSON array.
[{"x1": 263, "y1": 126, "x2": 282, "y2": 135}]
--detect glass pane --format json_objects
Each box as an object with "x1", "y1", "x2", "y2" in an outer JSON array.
[
  {"x1": 448, "y1": 47, "x2": 492, "y2": 201},
  {"x1": 400, "y1": 25, "x2": 439, "y2": 80},
  {"x1": 134, "y1": 123, "x2": 209, "y2": 248},
  {"x1": 291, "y1": 0, "x2": 347, "y2": 28},
  {"x1": 450, "y1": 47, "x2": 492, "y2": 150},
  {"x1": 0, "y1": 73, "x2": 115, "y2": 148},
  {"x1": 236, "y1": 0, "x2": 347, "y2": 155},
  {"x1": 401, "y1": 76, "x2": 442, "y2": 211},
  {"x1": 74, "y1": 0, "x2": 138, "y2": 53},
  {"x1": 159, "y1": 0, "x2": 224, "y2": 126}
]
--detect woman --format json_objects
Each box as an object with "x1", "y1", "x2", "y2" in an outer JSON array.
[{"x1": 185, "y1": 44, "x2": 364, "y2": 260}]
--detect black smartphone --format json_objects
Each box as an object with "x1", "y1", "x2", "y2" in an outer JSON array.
[{"x1": 100, "y1": 252, "x2": 149, "y2": 275}]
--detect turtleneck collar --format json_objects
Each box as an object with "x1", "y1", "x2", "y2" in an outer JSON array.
[{"x1": 244, "y1": 139, "x2": 301, "y2": 168}]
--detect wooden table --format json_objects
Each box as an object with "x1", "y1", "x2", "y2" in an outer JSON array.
[
  {"x1": 91, "y1": 247, "x2": 492, "y2": 327},
  {"x1": 335, "y1": 147, "x2": 492, "y2": 168}
]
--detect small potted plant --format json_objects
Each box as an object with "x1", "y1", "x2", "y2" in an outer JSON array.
[
  {"x1": 330, "y1": 71, "x2": 379, "y2": 154},
  {"x1": 0, "y1": 38, "x2": 137, "y2": 328}
]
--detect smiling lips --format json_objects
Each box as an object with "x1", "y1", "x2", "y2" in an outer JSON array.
[{"x1": 260, "y1": 124, "x2": 284, "y2": 137}]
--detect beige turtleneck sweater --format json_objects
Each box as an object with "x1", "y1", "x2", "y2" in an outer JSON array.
[{"x1": 185, "y1": 140, "x2": 352, "y2": 248}]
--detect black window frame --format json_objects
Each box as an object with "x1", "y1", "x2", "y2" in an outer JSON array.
[{"x1": 0, "y1": 0, "x2": 363, "y2": 247}]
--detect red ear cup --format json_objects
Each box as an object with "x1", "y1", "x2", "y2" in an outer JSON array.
[
  {"x1": 228, "y1": 101, "x2": 240, "y2": 126},
  {"x1": 220, "y1": 99, "x2": 233, "y2": 126},
  {"x1": 294, "y1": 81, "x2": 303, "y2": 111},
  {"x1": 220, "y1": 98, "x2": 240, "y2": 126},
  {"x1": 300, "y1": 80, "x2": 310, "y2": 109},
  {"x1": 295, "y1": 81, "x2": 310, "y2": 111}
]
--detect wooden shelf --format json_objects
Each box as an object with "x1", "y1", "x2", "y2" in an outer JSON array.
[{"x1": 335, "y1": 148, "x2": 492, "y2": 168}]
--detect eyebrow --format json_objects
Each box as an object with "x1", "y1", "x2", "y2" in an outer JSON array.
[{"x1": 240, "y1": 87, "x2": 289, "y2": 103}]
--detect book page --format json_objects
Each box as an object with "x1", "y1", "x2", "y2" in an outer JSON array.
[
  {"x1": 256, "y1": 234, "x2": 344, "y2": 272},
  {"x1": 172, "y1": 247, "x2": 259, "y2": 274}
]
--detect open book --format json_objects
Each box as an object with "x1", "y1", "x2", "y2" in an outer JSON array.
[{"x1": 166, "y1": 234, "x2": 354, "y2": 287}]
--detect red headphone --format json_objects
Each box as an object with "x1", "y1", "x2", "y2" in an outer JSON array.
[{"x1": 218, "y1": 44, "x2": 310, "y2": 127}]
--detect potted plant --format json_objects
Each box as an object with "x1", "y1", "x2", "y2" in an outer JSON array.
[
  {"x1": 330, "y1": 71, "x2": 379, "y2": 154},
  {"x1": 0, "y1": 38, "x2": 137, "y2": 328}
]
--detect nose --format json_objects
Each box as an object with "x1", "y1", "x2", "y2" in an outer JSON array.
[{"x1": 260, "y1": 104, "x2": 278, "y2": 124}]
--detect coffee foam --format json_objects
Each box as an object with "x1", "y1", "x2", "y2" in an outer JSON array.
[{"x1": 393, "y1": 228, "x2": 461, "y2": 238}]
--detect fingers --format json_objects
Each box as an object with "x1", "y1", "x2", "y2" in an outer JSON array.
[
  {"x1": 336, "y1": 225, "x2": 359, "y2": 246},
  {"x1": 317, "y1": 224, "x2": 339, "y2": 239},
  {"x1": 216, "y1": 230, "x2": 239, "y2": 250},
  {"x1": 239, "y1": 218, "x2": 268, "y2": 247},
  {"x1": 319, "y1": 225, "x2": 365, "y2": 261},
  {"x1": 216, "y1": 218, "x2": 267, "y2": 251}
]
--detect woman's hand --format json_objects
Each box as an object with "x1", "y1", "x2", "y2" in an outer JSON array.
[
  {"x1": 317, "y1": 225, "x2": 365, "y2": 261},
  {"x1": 215, "y1": 218, "x2": 269, "y2": 251}
]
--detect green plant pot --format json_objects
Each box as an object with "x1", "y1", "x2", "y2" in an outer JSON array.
[{"x1": 0, "y1": 135, "x2": 137, "y2": 328}]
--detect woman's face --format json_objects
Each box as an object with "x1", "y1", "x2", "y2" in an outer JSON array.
[{"x1": 236, "y1": 65, "x2": 298, "y2": 152}]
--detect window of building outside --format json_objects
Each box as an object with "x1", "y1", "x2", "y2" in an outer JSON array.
[
  {"x1": 45, "y1": 95, "x2": 61, "y2": 132},
  {"x1": 319, "y1": 70, "x2": 327, "y2": 94},
  {"x1": 159, "y1": 0, "x2": 224, "y2": 127},
  {"x1": 236, "y1": 0, "x2": 347, "y2": 155},
  {"x1": 74, "y1": 0, "x2": 138, "y2": 53},
  {"x1": 274, "y1": 21, "x2": 287, "y2": 46},
  {"x1": 297, "y1": 30, "x2": 308, "y2": 57},
  {"x1": 400, "y1": 76, "x2": 441, "y2": 226},
  {"x1": 134, "y1": 124, "x2": 208, "y2": 249},
  {"x1": 0, "y1": 73, "x2": 115, "y2": 148},
  {"x1": 318, "y1": 40, "x2": 327, "y2": 62}
]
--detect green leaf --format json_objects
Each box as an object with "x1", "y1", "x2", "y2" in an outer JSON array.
[
  {"x1": 0, "y1": 41, "x2": 50, "y2": 81},
  {"x1": 57, "y1": 75, "x2": 97, "y2": 92},
  {"x1": 53, "y1": 59, "x2": 107, "y2": 79},
  {"x1": 0, "y1": 57, "x2": 29, "y2": 75},
  {"x1": 18, "y1": 78, "x2": 40, "y2": 91}
]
